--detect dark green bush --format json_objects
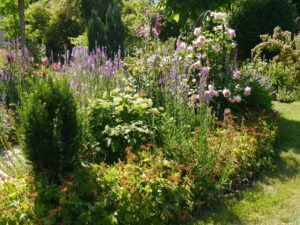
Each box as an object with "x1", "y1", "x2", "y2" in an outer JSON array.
[
  {"x1": 19, "y1": 77, "x2": 82, "y2": 182},
  {"x1": 229, "y1": 0, "x2": 297, "y2": 60},
  {"x1": 87, "y1": 10, "x2": 107, "y2": 53}
]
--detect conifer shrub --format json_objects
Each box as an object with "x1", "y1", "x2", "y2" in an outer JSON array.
[
  {"x1": 19, "y1": 77, "x2": 82, "y2": 182},
  {"x1": 106, "y1": 0, "x2": 125, "y2": 58},
  {"x1": 87, "y1": 10, "x2": 107, "y2": 53}
]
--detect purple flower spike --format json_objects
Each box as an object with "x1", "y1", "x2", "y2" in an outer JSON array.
[{"x1": 2, "y1": 97, "x2": 6, "y2": 102}]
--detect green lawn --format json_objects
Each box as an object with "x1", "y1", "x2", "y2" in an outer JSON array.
[{"x1": 192, "y1": 101, "x2": 300, "y2": 225}]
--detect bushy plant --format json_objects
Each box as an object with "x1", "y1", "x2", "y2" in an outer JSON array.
[
  {"x1": 276, "y1": 87, "x2": 296, "y2": 103},
  {"x1": 229, "y1": 0, "x2": 297, "y2": 59},
  {"x1": 19, "y1": 77, "x2": 82, "y2": 182},
  {"x1": 88, "y1": 86, "x2": 162, "y2": 163}
]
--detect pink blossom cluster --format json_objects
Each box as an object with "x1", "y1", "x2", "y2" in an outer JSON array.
[{"x1": 135, "y1": 24, "x2": 147, "y2": 39}]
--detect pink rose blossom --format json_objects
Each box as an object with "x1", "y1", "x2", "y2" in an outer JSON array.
[
  {"x1": 194, "y1": 27, "x2": 201, "y2": 36},
  {"x1": 187, "y1": 46, "x2": 193, "y2": 53},
  {"x1": 198, "y1": 35, "x2": 205, "y2": 42},
  {"x1": 234, "y1": 95, "x2": 241, "y2": 103},
  {"x1": 234, "y1": 71, "x2": 241, "y2": 78},
  {"x1": 213, "y1": 44, "x2": 221, "y2": 52},
  {"x1": 177, "y1": 42, "x2": 186, "y2": 50},
  {"x1": 223, "y1": 89, "x2": 231, "y2": 98},
  {"x1": 243, "y1": 87, "x2": 252, "y2": 96},
  {"x1": 229, "y1": 29, "x2": 236, "y2": 39}
]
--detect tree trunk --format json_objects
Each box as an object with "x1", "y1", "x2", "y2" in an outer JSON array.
[{"x1": 18, "y1": 0, "x2": 26, "y2": 53}]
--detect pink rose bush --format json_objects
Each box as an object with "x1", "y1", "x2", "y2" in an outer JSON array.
[{"x1": 176, "y1": 11, "x2": 252, "y2": 107}]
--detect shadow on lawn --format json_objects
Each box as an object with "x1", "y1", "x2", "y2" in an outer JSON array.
[{"x1": 186, "y1": 114, "x2": 300, "y2": 224}]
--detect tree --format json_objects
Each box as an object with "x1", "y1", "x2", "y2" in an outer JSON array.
[
  {"x1": 0, "y1": 0, "x2": 38, "y2": 40},
  {"x1": 18, "y1": 0, "x2": 26, "y2": 51},
  {"x1": 87, "y1": 10, "x2": 107, "y2": 53},
  {"x1": 106, "y1": 0, "x2": 125, "y2": 58}
]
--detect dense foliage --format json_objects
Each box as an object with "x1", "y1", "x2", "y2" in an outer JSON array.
[
  {"x1": 87, "y1": 10, "x2": 107, "y2": 53},
  {"x1": 0, "y1": 6, "x2": 282, "y2": 224},
  {"x1": 229, "y1": 0, "x2": 297, "y2": 59}
]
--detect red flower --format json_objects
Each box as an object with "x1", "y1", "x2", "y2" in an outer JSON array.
[
  {"x1": 52, "y1": 63, "x2": 58, "y2": 70},
  {"x1": 42, "y1": 71, "x2": 46, "y2": 76},
  {"x1": 42, "y1": 61, "x2": 47, "y2": 66},
  {"x1": 0, "y1": 67, "x2": 5, "y2": 70},
  {"x1": 7, "y1": 55, "x2": 14, "y2": 63}
]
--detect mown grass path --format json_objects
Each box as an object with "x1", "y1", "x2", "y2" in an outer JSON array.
[{"x1": 193, "y1": 101, "x2": 300, "y2": 225}]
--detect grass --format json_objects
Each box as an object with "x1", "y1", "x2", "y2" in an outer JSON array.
[{"x1": 191, "y1": 101, "x2": 300, "y2": 225}]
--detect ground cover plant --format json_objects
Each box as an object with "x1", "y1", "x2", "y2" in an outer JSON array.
[{"x1": 0, "y1": 9, "x2": 279, "y2": 224}]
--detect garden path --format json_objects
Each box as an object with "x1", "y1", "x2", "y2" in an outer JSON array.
[{"x1": 193, "y1": 101, "x2": 300, "y2": 225}]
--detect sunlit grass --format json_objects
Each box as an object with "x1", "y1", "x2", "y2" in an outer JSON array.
[{"x1": 192, "y1": 101, "x2": 300, "y2": 225}]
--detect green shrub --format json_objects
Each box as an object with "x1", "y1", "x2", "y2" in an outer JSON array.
[
  {"x1": 19, "y1": 77, "x2": 82, "y2": 182},
  {"x1": 88, "y1": 87, "x2": 162, "y2": 163},
  {"x1": 229, "y1": 0, "x2": 297, "y2": 59},
  {"x1": 276, "y1": 87, "x2": 296, "y2": 103},
  {"x1": 87, "y1": 10, "x2": 107, "y2": 53}
]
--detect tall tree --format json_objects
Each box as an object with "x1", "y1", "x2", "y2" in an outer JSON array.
[{"x1": 18, "y1": 0, "x2": 26, "y2": 51}]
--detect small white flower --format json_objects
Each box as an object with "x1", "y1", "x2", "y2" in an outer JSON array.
[
  {"x1": 194, "y1": 61, "x2": 201, "y2": 69},
  {"x1": 244, "y1": 86, "x2": 252, "y2": 96}
]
